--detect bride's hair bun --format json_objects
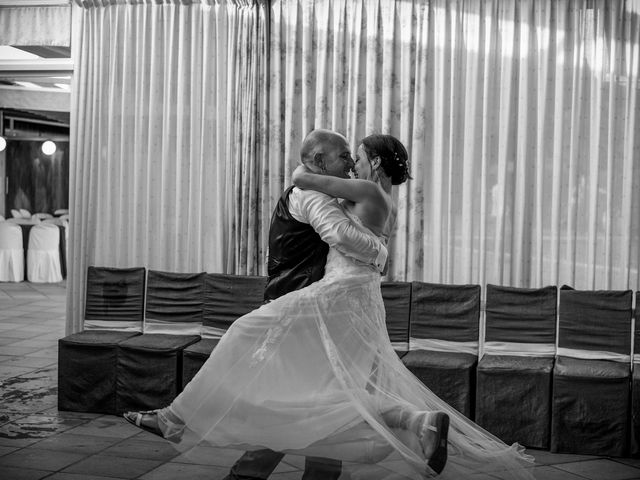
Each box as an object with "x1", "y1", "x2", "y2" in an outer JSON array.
[{"x1": 360, "y1": 134, "x2": 411, "y2": 185}]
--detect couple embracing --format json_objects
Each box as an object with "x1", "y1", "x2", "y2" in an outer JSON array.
[{"x1": 125, "y1": 130, "x2": 535, "y2": 480}]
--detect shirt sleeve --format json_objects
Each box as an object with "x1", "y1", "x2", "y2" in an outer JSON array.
[{"x1": 289, "y1": 188, "x2": 388, "y2": 272}]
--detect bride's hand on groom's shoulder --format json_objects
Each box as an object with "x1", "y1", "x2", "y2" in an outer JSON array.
[{"x1": 292, "y1": 164, "x2": 312, "y2": 189}]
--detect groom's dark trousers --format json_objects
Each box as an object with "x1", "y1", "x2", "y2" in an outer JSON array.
[{"x1": 223, "y1": 186, "x2": 341, "y2": 480}]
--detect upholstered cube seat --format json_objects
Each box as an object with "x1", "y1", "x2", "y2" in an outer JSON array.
[
  {"x1": 550, "y1": 288, "x2": 632, "y2": 457},
  {"x1": 181, "y1": 273, "x2": 267, "y2": 387},
  {"x1": 58, "y1": 330, "x2": 140, "y2": 413},
  {"x1": 402, "y1": 282, "x2": 480, "y2": 419},
  {"x1": 57, "y1": 266, "x2": 146, "y2": 414},
  {"x1": 116, "y1": 333, "x2": 200, "y2": 413},
  {"x1": 476, "y1": 355, "x2": 554, "y2": 446},
  {"x1": 182, "y1": 337, "x2": 220, "y2": 388},
  {"x1": 403, "y1": 350, "x2": 477, "y2": 416},
  {"x1": 475, "y1": 284, "x2": 557, "y2": 448}
]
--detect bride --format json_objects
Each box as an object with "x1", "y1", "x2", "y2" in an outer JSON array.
[{"x1": 125, "y1": 133, "x2": 534, "y2": 479}]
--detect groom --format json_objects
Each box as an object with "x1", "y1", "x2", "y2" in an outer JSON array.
[{"x1": 224, "y1": 129, "x2": 388, "y2": 480}]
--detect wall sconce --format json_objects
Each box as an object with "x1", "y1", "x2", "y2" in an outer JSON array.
[{"x1": 42, "y1": 140, "x2": 56, "y2": 155}]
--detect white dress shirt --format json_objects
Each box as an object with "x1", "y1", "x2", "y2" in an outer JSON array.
[{"x1": 287, "y1": 187, "x2": 387, "y2": 273}]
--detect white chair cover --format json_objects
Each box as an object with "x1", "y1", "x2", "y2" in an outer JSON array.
[
  {"x1": 0, "y1": 215, "x2": 4, "y2": 222},
  {"x1": 27, "y1": 223, "x2": 62, "y2": 283},
  {"x1": 19, "y1": 209, "x2": 31, "y2": 219},
  {"x1": 0, "y1": 222, "x2": 24, "y2": 282},
  {"x1": 33, "y1": 212, "x2": 54, "y2": 220},
  {"x1": 10, "y1": 209, "x2": 21, "y2": 218},
  {"x1": 54, "y1": 208, "x2": 69, "y2": 216}
]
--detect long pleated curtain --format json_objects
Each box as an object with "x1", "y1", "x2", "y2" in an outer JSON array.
[
  {"x1": 68, "y1": 0, "x2": 639, "y2": 333},
  {"x1": 264, "y1": 0, "x2": 640, "y2": 288},
  {"x1": 68, "y1": 0, "x2": 267, "y2": 333}
]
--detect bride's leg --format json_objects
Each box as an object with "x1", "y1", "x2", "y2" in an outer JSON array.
[{"x1": 123, "y1": 407, "x2": 185, "y2": 442}]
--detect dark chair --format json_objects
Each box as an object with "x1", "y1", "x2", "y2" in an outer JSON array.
[
  {"x1": 182, "y1": 273, "x2": 267, "y2": 388},
  {"x1": 550, "y1": 288, "x2": 633, "y2": 456},
  {"x1": 629, "y1": 293, "x2": 640, "y2": 457},
  {"x1": 475, "y1": 284, "x2": 557, "y2": 448},
  {"x1": 381, "y1": 282, "x2": 411, "y2": 358},
  {"x1": 116, "y1": 270, "x2": 203, "y2": 413},
  {"x1": 58, "y1": 266, "x2": 145, "y2": 413},
  {"x1": 402, "y1": 282, "x2": 481, "y2": 419}
]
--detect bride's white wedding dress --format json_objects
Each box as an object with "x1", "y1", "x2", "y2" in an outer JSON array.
[{"x1": 158, "y1": 214, "x2": 534, "y2": 479}]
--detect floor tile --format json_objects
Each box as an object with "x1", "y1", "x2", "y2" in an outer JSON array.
[
  {"x1": 0, "y1": 356, "x2": 56, "y2": 369},
  {"x1": 0, "y1": 447, "x2": 86, "y2": 471},
  {"x1": 526, "y1": 449, "x2": 603, "y2": 465},
  {"x1": 526, "y1": 465, "x2": 590, "y2": 480},
  {"x1": 0, "y1": 445, "x2": 20, "y2": 456},
  {"x1": 62, "y1": 454, "x2": 164, "y2": 479},
  {"x1": 170, "y1": 445, "x2": 242, "y2": 467},
  {"x1": 64, "y1": 416, "x2": 140, "y2": 439},
  {"x1": 139, "y1": 462, "x2": 230, "y2": 480},
  {"x1": 0, "y1": 465, "x2": 51, "y2": 480},
  {"x1": 102, "y1": 437, "x2": 181, "y2": 461},
  {"x1": 43, "y1": 474, "x2": 129, "y2": 480},
  {"x1": 0, "y1": 414, "x2": 84, "y2": 441},
  {"x1": 32, "y1": 432, "x2": 122, "y2": 455},
  {"x1": 0, "y1": 368, "x2": 58, "y2": 414},
  {"x1": 553, "y1": 459, "x2": 640, "y2": 480}
]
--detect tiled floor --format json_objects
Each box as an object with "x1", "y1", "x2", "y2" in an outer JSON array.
[{"x1": 1, "y1": 283, "x2": 640, "y2": 480}]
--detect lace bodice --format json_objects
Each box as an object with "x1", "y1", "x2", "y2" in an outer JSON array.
[{"x1": 323, "y1": 210, "x2": 383, "y2": 280}]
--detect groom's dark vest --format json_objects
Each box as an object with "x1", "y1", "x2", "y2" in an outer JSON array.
[{"x1": 264, "y1": 186, "x2": 329, "y2": 302}]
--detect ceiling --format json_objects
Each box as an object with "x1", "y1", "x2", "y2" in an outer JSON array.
[{"x1": 0, "y1": 45, "x2": 71, "y2": 125}]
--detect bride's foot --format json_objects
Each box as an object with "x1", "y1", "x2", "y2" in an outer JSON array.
[
  {"x1": 123, "y1": 410, "x2": 163, "y2": 438},
  {"x1": 417, "y1": 411, "x2": 449, "y2": 475}
]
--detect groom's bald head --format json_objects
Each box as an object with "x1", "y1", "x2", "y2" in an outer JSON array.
[{"x1": 300, "y1": 129, "x2": 353, "y2": 178}]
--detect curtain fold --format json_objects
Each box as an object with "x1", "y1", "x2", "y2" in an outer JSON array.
[
  {"x1": 68, "y1": 0, "x2": 640, "y2": 333},
  {"x1": 67, "y1": 0, "x2": 266, "y2": 333}
]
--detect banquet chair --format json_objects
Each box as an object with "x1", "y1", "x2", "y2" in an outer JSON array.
[
  {"x1": 10, "y1": 208, "x2": 21, "y2": 218},
  {"x1": 402, "y1": 282, "x2": 481, "y2": 418},
  {"x1": 475, "y1": 284, "x2": 557, "y2": 448},
  {"x1": 381, "y1": 282, "x2": 412, "y2": 357},
  {"x1": 19, "y1": 208, "x2": 31, "y2": 219},
  {"x1": 0, "y1": 222, "x2": 24, "y2": 282},
  {"x1": 182, "y1": 273, "x2": 267, "y2": 387},
  {"x1": 116, "y1": 270, "x2": 203, "y2": 413},
  {"x1": 26, "y1": 223, "x2": 62, "y2": 283},
  {"x1": 0, "y1": 215, "x2": 4, "y2": 222},
  {"x1": 32, "y1": 212, "x2": 53, "y2": 220},
  {"x1": 551, "y1": 287, "x2": 633, "y2": 456},
  {"x1": 630, "y1": 296, "x2": 640, "y2": 457},
  {"x1": 54, "y1": 208, "x2": 69, "y2": 216},
  {"x1": 58, "y1": 267, "x2": 145, "y2": 413}
]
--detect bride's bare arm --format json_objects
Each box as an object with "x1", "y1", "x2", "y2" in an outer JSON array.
[{"x1": 292, "y1": 165, "x2": 380, "y2": 203}]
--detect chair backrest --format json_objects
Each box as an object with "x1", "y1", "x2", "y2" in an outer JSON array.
[
  {"x1": 143, "y1": 270, "x2": 205, "y2": 335},
  {"x1": 483, "y1": 284, "x2": 557, "y2": 357},
  {"x1": 84, "y1": 266, "x2": 146, "y2": 331},
  {"x1": 202, "y1": 273, "x2": 267, "y2": 339},
  {"x1": 635, "y1": 294, "x2": 640, "y2": 364},
  {"x1": 558, "y1": 288, "x2": 633, "y2": 362},
  {"x1": 19, "y1": 209, "x2": 31, "y2": 219},
  {"x1": 0, "y1": 215, "x2": 4, "y2": 222},
  {"x1": 381, "y1": 282, "x2": 411, "y2": 352},
  {"x1": 33, "y1": 212, "x2": 53, "y2": 220},
  {"x1": 0, "y1": 222, "x2": 23, "y2": 249},
  {"x1": 10, "y1": 209, "x2": 21, "y2": 219},
  {"x1": 54, "y1": 208, "x2": 69, "y2": 216},
  {"x1": 28, "y1": 223, "x2": 60, "y2": 251},
  {"x1": 409, "y1": 282, "x2": 481, "y2": 354}
]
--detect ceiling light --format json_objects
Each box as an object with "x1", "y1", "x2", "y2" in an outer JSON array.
[{"x1": 42, "y1": 140, "x2": 56, "y2": 155}]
